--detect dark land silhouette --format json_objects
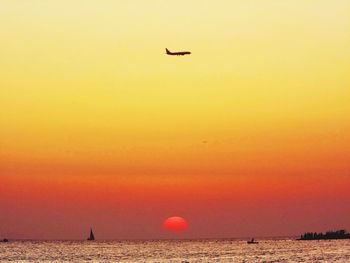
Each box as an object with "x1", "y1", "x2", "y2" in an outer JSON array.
[{"x1": 298, "y1": 229, "x2": 350, "y2": 240}]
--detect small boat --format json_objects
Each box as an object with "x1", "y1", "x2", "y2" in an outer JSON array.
[
  {"x1": 247, "y1": 238, "x2": 258, "y2": 244},
  {"x1": 87, "y1": 228, "x2": 95, "y2": 241}
]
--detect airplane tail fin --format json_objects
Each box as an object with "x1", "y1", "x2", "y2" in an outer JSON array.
[{"x1": 166, "y1": 48, "x2": 171, "y2": 54}]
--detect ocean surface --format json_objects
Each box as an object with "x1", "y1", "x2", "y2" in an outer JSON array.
[{"x1": 1, "y1": 239, "x2": 349, "y2": 262}]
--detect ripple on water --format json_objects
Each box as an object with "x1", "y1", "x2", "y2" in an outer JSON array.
[{"x1": 0, "y1": 239, "x2": 349, "y2": 262}]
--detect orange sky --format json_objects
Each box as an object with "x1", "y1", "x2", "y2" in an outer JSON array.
[{"x1": 1, "y1": 0, "x2": 350, "y2": 239}]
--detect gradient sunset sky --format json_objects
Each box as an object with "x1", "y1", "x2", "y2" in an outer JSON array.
[{"x1": 1, "y1": 0, "x2": 349, "y2": 239}]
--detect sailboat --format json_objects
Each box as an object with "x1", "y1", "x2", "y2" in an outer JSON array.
[{"x1": 87, "y1": 228, "x2": 95, "y2": 241}]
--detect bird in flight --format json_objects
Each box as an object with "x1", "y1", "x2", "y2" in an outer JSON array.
[{"x1": 165, "y1": 48, "x2": 191, "y2": 56}]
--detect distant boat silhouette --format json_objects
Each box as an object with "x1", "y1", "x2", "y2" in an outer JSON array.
[
  {"x1": 247, "y1": 238, "x2": 258, "y2": 244},
  {"x1": 87, "y1": 228, "x2": 95, "y2": 241}
]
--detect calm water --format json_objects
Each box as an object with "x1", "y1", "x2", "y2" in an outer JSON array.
[{"x1": 1, "y1": 239, "x2": 349, "y2": 262}]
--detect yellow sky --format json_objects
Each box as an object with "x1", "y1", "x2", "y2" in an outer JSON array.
[{"x1": 1, "y1": 0, "x2": 350, "y2": 178}]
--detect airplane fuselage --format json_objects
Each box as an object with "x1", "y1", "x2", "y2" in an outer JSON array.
[{"x1": 166, "y1": 48, "x2": 191, "y2": 56}]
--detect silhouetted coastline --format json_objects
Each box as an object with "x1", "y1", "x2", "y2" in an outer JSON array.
[{"x1": 298, "y1": 230, "x2": 350, "y2": 240}]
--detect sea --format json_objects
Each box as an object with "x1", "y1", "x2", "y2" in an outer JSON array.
[{"x1": 1, "y1": 238, "x2": 349, "y2": 262}]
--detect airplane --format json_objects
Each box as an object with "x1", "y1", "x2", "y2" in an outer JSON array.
[{"x1": 165, "y1": 48, "x2": 191, "y2": 56}]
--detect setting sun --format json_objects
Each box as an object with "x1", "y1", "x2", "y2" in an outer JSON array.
[{"x1": 163, "y1": 217, "x2": 189, "y2": 232}]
